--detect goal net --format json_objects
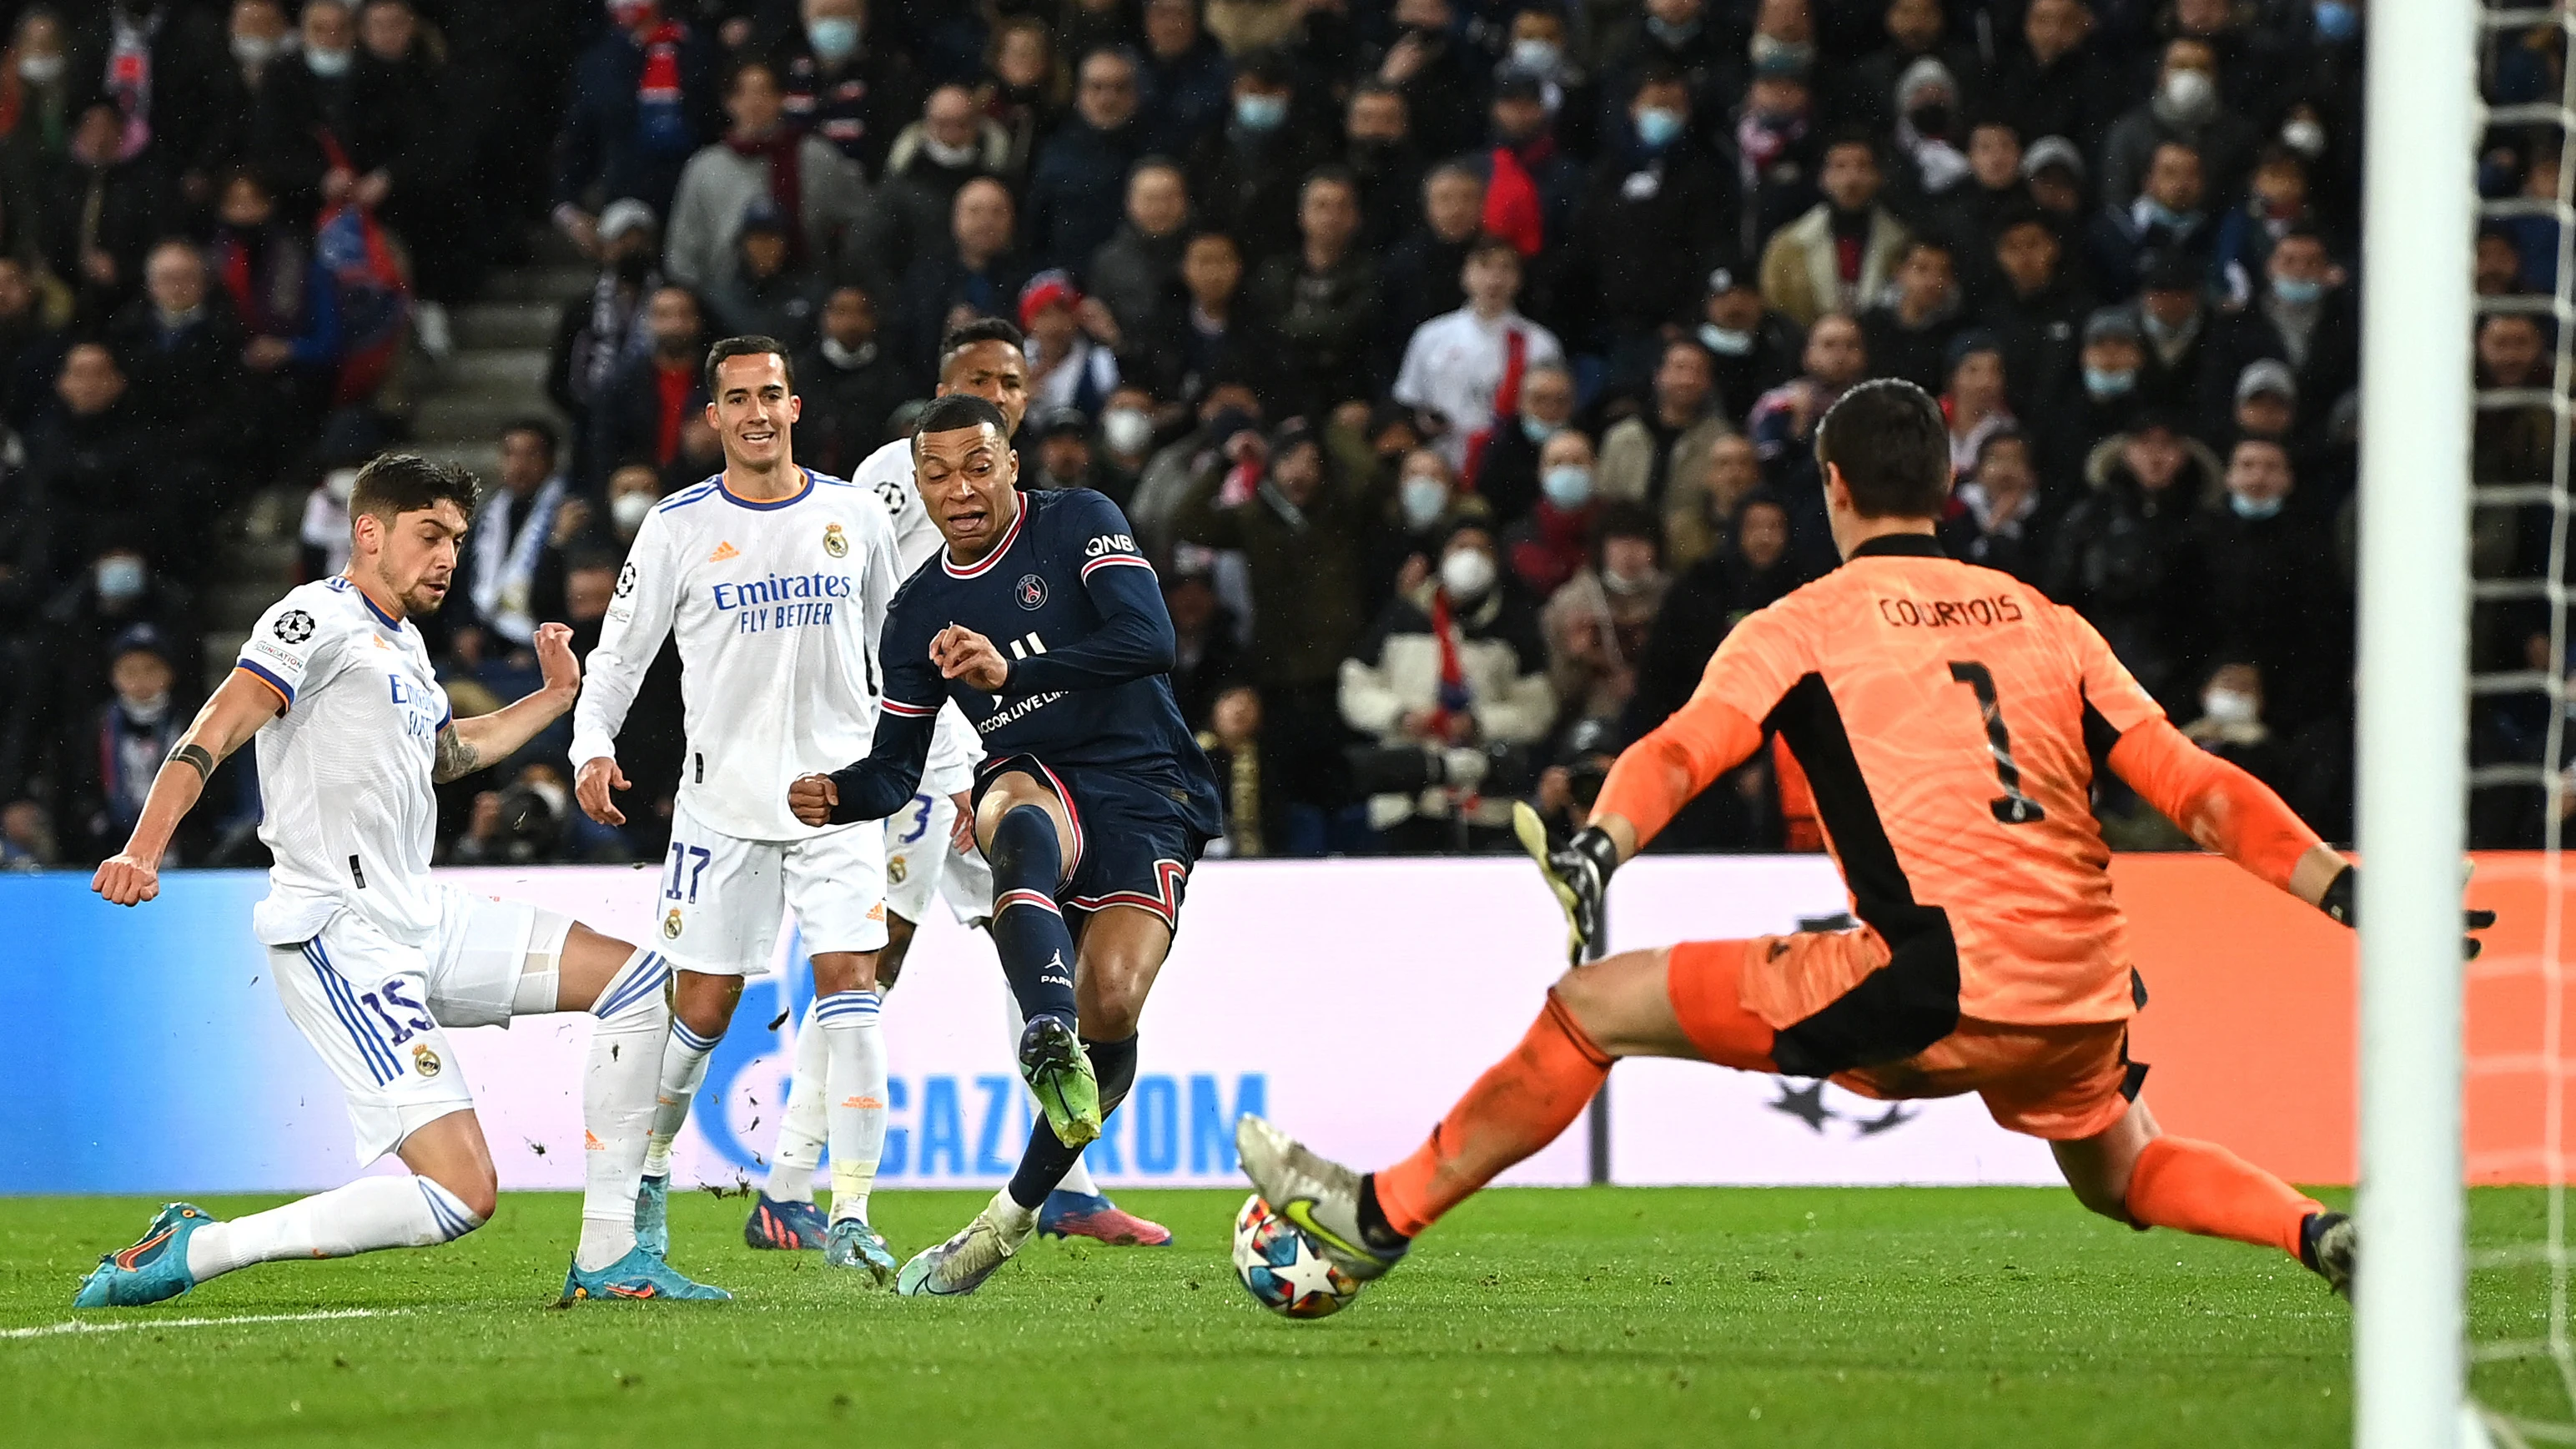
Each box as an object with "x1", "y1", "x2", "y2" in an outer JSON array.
[{"x1": 2458, "y1": 7, "x2": 2576, "y2": 1447}]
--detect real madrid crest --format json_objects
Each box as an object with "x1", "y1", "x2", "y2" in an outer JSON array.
[
  {"x1": 888, "y1": 856, "x2": 908, "y2": 884},
  {"x1": 411, "y1": 1044, "x2": 442, "y2": 1078},
  {"x1": 823, "y1": 521, "x2": 848, "y2": 558},
  {"x1": 663, "y1": 908, "x2": 685, "y2": 939}
]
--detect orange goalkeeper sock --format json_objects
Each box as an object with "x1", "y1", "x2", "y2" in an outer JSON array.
[
  {"x1": 2122, "y1": 1135, "x2": 2323, "y2": 1259},
  {"x1": 1371, "y1": 992, "x2": 1612, "y2": 1239}
]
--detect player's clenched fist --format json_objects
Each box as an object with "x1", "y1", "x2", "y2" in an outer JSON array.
[
  {"x1": 930, "y1": 624, "x2": 1009, "y2": 692},
  {"x1": 92, "y1": 853, "x2": 160, "y2": 907},
  {"x1": 789, "y1": 773, "x2": 841, "y2": 828}
]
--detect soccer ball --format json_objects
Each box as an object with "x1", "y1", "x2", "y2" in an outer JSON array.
[{"x1": 1231, "y1": 1193, "x2": 1361, "y2": 1319}]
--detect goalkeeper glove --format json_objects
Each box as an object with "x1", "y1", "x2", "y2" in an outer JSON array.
[
  {"x1": 2316, "y1": 865, "x2": 2497, "y2": 959},
  {"x1": 1513, "y1": 800, "x2": 1620, "y2": 966}
]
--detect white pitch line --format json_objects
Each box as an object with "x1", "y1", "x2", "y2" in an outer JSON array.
[{"x1": 0, "y1": 1307, "x2": 400, "y2": 1340}]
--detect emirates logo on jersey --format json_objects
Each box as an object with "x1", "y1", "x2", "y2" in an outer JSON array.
[
  {"x1": 823, "y1": 522, "x2": 848, "y2": 558},
  {"x1": 274, "y1": 609, "x2": 315, "y2": 643},
  {"x1": 1016, "y1": 574, "x2": 1048, "y2": 610}
]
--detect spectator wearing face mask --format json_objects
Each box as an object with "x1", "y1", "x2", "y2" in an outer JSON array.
[
  {"x1": 1693, "y1": 268, "x2": 1803, "y2": 424},
  {"x1": 1728, "y1": 43, "x2": 1822, "y2": 250},
  {"x1": 1340, "y1": 518, "x2": 1556, "y2": 853},
  {"x1": 57, "y1": 623, "x2": 256, "y2": 865},
  {"x1": 2211, "y1": 147, "x2": 2325, "y2": 304},
  {"x1": 763, "y1": 0, "x2": 923, "y2": 179},
  {"x1": 547, "y1": 199, "x2": 660, "y2": 480},
  {"x1": 601, "y1": 464, "x2": 669, "y2": 547},
  {"x1": 1539, "y1": 501, "x2": 1667, "y2": 731},
  {"x1": 1471, "y1": 360, "x2": 1577, "y2": 532},
  {"x1": 1829, "y1": 0, "x2": 1983, "y2": 138},
  {"x1": 1175, "y1": 417, "x2": 1391, "y2": 849},
  {"x1": 2025, "y1": 304, "x2": 2145, "y2": 479},
  {"x1": 2099, "y1": 38, "x2": 2257, "y2": 210},
  {"x1": 1186, "y1": 48, "x2": 1329, "y2": 268},
  {"x1": 2045, "y1": 413, "x2": 2219, "y2": 712},
  {"x1": 1882, "y1": 57, "x2": 1971, "y2": 209},
  {"x1": 2206, "y1": 226, "x2": 2354, "y2": 441},
  {"x1": 18, "y1": 546, "x2": 199, "y2": 797},
  {"x1": 2087, "y1": 141, "x2": 2211, "y2": 301},
  {"x1": 2192, "y1": 436, "x2": 2347, "y2": 732},
  {"x1": 2128, "y1": 250, "x2": 2217, "y2": 425},
  {"x1": 1503, "y1": 428, "x2": 1603, "y2": 598},
  {"x1": 2, "y1": 10, "x2": 74, "y2": 162},
  {"x1": 1938, "y1": 427, "x2": 2046, "y2": 581},
  {"x1": 1366, "y1": 445, "x2": 1491, "y2": 620},
  {"x1": 1758, "y1": 130, "x2": 1907, "y2": 329},
  {"x1": 790, "y1": 280, "x2": 916, "y2": 477},
  {"x1": 1096, "y1": 384, "x2": 1162, "y2": 497},
  {"x1": 1575, "y1": 69, "x2": 1738, "y2": 370},
  {"x1": 2179, "y1": 660, "x2": 2289, "y2": 788}
]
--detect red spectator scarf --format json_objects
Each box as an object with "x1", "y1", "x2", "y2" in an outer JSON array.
[
  {"x1": 1426, "y1": 586, "x2": 1474, "y2": 740},
  {"x1": 654, "y1": 360, "x2": 692, "y2": 463},
  {"x1": 1508, "y1": 499, "x2": 1590, "y2": 596},
  {"x1": 1458, "y1": 325, "x2": 1528, "y2": 491},
  {"x1": 638, "y1": 21, "x2": 684, "y2": 109},
  {"x1": 1482, "y1": 145, "x2": 1544, "y2": 257},
  {"x1": 727, "y1": 127, "x2": 806, "y2": 258}
]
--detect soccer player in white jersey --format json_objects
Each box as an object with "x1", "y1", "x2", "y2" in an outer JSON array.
[
  {"x1": 747, "y1": 318, "x2": 1172, "y2": 1250},
  {"x1": 571, "y1": 335, "x2": 908, "y2": 1281},
  {"x1": 75, "y1": 454, "x2": 726, "y2": 1308}
]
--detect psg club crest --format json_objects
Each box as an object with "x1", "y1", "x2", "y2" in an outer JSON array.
[
  {"x1": 615, "y1": 561, "x2": 636, "y2": 598},
  {"x1": 274, "y1": 609, "x2": 314, "y2": 643},
  {"x1": 823, "y1": 521, "x2": 849, "y2": 558},
  {"x1": 662, "y1": 908, "x2": 684, "y2": 940},
  {"x1": 1016, "y1": 574, "x2": 1049, "y2": 610},
  {"x1": 411, "y1": 1044, "x2": 441, "y2": 1078}
]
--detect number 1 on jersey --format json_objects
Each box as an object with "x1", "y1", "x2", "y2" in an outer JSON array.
[{"x1": 1948, "y1": 661, "x2": 2047, "y2": 825}]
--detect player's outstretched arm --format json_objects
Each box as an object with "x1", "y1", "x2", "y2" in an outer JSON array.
[
  {"x1": 92, "y1": 669, "x2": 280, "y2": 906},
  {"x1": 800, "y1": 703, "x2": 939, "y2": 827},
  {"x1": 437, "y1": 622, "x2": 584, "y2": 783},
  {"x1": 2105, "y1": 717, "x2": 2495, "y2": 956}
]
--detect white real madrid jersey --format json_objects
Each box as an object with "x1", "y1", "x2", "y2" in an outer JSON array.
[
  {"x1": 237, "y1": 577, "x2": 452, "y2": 948},
  {"x1": 851, "y1": 436, "x2": 984, "y2": 795},
  {"x1": 571, "y1": 467, "x2": 903, "y2": 841}
]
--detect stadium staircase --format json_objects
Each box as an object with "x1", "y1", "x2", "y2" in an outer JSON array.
[{"x1": 199, "y1": 236, "x2": 591, "y2": 688}]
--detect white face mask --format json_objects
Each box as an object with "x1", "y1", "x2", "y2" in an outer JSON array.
[
  {"x1": 2281, "y1": 118, "x2": 2326, "y2": 158},
  {"x1": 121, "y1": 690, "x2": 172, "y2": 726},
  {"x1": 1441, "y1": 547, "x2": 1497, "y2": 600},
  {"x1": 1510, "y1": 38, "x2": 1562, "y2": 72},
  {"x1": 16, "y1": 53, "x2": 63, "y2": 86},
  {"x1": 2159, "y1": 68, "x2": 2216, "y2": 123},
  {"x1": 232, "y1": 34, "x2": 284, "y2": 68},
  {"x1": 1698, "y1": 322, "x2": 1754, "y2": 356},
  {"x1": 921, "y1": 134, "x2": 980, "y2": 169},
  {"x1": 2201, "y1": 687, "x2": 2259, "y2": 727},
  {"x1": 1400, "y1": 475, "x2": 1449, "y2": 529},
  {"x1": 305, "y1": 46, "x2": 354, "y2": 78},
  {"x1": 611, "y1": 490, "x2": 656, "y2": 534},
  {"x1": 1102, "y1": 406, "x2": 1154, "y2": 456},
  {"x1": 325, "y1": 466, "x2": 360, "y2": 504},
  {"x1": 818, "y1": 335, "x2": 873, "y2": 369}
]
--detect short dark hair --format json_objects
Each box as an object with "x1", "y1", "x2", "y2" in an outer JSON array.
[
  {"x1": 938, "y1": 315, "x2": 1024, "y2": 375},
  {"x1": 704, "y1": 335, "x2": 793, "y2": 395},
  {"x1": 1465, "y1": 233, "x2": 1522, "y2": 267},
  {"x1": 911, "y1": 393, "x2": 1011, "y2": 452},
  {"x1": 350, "y1": 452, "x2": 480, "y2": 524},
  {"x1": 1301, "y1": 164, "x2": 1358, "y2": 201},
  {"x1": 500, "y1": 415, "x2": 559, "y2": 460},
  {"x1": 1814, "y1": 379, "x2": 1950, "y2": 519}
]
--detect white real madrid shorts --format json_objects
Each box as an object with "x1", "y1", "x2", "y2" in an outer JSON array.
[
  {"x1": 269, "y1": 885, "x2": 575, "y2": 1162},
  {"x1": 656, "y1": 797, "x2": 890, "y2": 974},
  {"x1": 882, "y1": 787, "x2": 997, "y2": 927}
]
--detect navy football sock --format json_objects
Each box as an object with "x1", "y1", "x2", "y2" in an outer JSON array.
[
  {"x1": 1009, "y1": 1034, "x2": 1140, "y2": 1210},
  {"x1": 986, "y1": 803, "x2": 1079, "y2": 1030}
]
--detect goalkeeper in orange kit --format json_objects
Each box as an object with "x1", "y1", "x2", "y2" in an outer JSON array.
[{"x1": 1238, "y1": 379, "x2": 2492, "y2": 1306}]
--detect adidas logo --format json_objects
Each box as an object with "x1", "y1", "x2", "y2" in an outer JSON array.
[
  {"x1": 708, "y1": 541, "x2": 740, "y2": 561},
  {"x1": 585, "y1": 1130, "x2": 605, "y2": 1151}
]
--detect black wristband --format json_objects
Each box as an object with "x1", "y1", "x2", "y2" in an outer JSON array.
[
  {"x1": 2318, "y1": 865, "x2": 2357, "y2": 927},
  {"x1": 168, "y1": 742, "x2": 216, "y2": 780},
  {"x1": 1568, "y1": 824, "x2": 1621, "y2": 886}
]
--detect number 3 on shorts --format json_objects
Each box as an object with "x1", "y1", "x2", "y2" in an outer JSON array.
[{"x1": 898, "y1": 793, "x2": 934, "y2": 845}]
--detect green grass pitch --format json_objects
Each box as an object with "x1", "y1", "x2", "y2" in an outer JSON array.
[{"x1": 0, "y1": 1185, "x2": 2556, "y2": 1446}]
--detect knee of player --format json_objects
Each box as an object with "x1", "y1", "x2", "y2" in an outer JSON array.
[
  {"x1": 432, "y1": 1166, "x2": 499, "y2": 1225},
  {"x1": 811, "y1": 950, "x2": 881, "y2": 996},
  {"x1": 878, "y1": 916, "x2": 918, "y2": 985},
  {"x1": 671, "y1": 971, "x2": 741, "y2": 1036}
]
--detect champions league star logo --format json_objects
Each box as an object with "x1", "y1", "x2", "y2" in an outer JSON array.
[
  {"x1": 274, "y1": 609, "x2": 315, "y2": 643},
  {"x1": 1016, "y1": 574, "x2": 1049, "y2": 610},
  {"x1": 1766, "y1": 1079, "x2": 1919, "y2": 1138}
]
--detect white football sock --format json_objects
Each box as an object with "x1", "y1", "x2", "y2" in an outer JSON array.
[
  {"x1": 816, "y1": 990, "x2": 887, "y2": 1223},
  {"x1": 643, "y1": 1017, "x2": 721, "y2": 1179},
  {"x1": 577, "y1": 948, "x2": 669, "y2": 1271},
  {"x1": 764, "y1": 1000, "x2": 830, "y2": 1203},
  {"x1": 1005, "y1": 994, "x2": 1098, "y2": 1198},
  {"x1": 186, "y1": 1176, "x2": 480, "y2": 1281}
]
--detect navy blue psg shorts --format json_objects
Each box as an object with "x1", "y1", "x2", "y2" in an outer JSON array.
[{"x1": 974, "y1": 753, "x2": 1215, "y2": 932}]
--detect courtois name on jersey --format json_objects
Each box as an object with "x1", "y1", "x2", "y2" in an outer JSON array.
[
  {"x1": 831, "y1": 487, "x2": 1220, "y2": 830},
  {"x1": 570, "y1": 469, "x2": 903, "y2": 841},
  {"x1": 851, "y1": 435, "x2": 982, "y2": 795},
  {"x1": 239, "y1": 577, "x2": 453, "y2": 948}
]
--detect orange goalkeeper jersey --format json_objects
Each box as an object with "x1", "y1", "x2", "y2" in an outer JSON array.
[{"x1": 1649, "y1": 533, "x2": 2307, "y2": 1027}]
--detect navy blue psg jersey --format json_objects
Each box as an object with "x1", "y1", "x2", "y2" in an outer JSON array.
[{"x1": 828, "y1": 487, "x2": 1221, "y2": 833}]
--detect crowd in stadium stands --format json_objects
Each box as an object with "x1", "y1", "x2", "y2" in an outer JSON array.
[{"x1": 0, "y1": 0, "x2": 2559, "y2": 872}]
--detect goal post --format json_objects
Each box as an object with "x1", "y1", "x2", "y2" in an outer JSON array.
[{"x1": 2355, "y1": 0, "x2": 2478, "y2": 1443}]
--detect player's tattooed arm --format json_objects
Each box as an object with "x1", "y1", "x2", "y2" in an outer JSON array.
[
  {"x1": 431, "y1": 724, "x2": 482, "y2": 783},
  {"x1": 93, "y1": 668, "x2": 277, "y2": 907}
]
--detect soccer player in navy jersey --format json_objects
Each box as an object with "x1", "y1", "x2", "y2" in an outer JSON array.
[{"x1": 788, "y1": 392, "x2": 1223, "y2": 1296}]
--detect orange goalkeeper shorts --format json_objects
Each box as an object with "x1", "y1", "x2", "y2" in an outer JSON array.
[{"x1": 1663, "y1": 933, "x2": 2146, "y2": 1141}]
